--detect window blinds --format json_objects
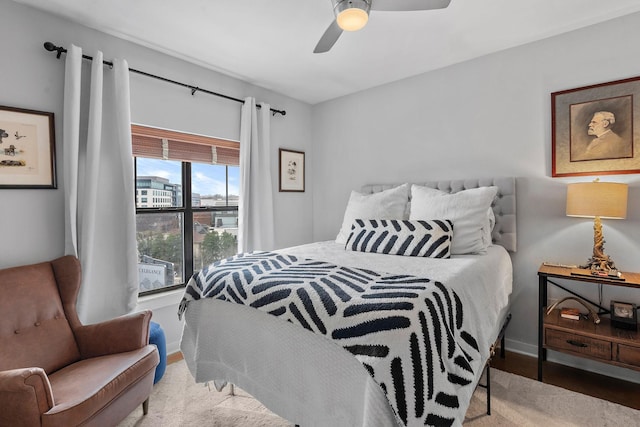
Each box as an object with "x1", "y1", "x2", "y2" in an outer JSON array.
[{"x1": 131, "y1": 124, "x2": 239, "y2": 166}]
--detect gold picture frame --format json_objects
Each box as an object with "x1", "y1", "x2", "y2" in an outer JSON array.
[
  {"x1": 279, "y1": 148, "x2": 305, "y2": 192},
  {"x1": 552, "y1": 76, "x2": 640, "y2": 177},
  {"x1": 0, "y1": 105, "x2": 56, "y2": 189}
]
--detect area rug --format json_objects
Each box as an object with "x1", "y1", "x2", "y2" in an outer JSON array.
[{"x1": 120, "y1": 360, "x2": 639, "y2": 426}]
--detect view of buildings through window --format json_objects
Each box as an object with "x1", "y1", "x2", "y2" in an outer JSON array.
[{"x1": 135, "y1": 157, "x2": 239, "y2": 295}]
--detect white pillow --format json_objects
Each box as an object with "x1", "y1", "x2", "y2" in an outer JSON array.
[
  {"x1": 483, "y1": 207, "x2": 496, "y2": 249},
  {"x1": 409, "y1": 185, "x2": 498, "y2": 254},
  {"x1": 335, "y1": 183, "x2": 410, "y2": 245}
]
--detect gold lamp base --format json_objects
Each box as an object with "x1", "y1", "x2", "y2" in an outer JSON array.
[
  {"x1": 580, "y1": 216, "x2": 617, "y2": 272},
  {"x1": 566, "y1": 180, "x2": 627, "y2": 272}
]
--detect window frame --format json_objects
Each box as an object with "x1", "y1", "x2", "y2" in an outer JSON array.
[{"x1": 132, "y1": 125, "x2": 239, "y2": 297}]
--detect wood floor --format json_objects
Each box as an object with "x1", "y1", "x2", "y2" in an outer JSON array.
[
  {"x1": 490, "y1": 349, "x2": 640, "y2": 411},
  {"x1": 168, "y1": 350, "x2": 639, "y2": 411}
]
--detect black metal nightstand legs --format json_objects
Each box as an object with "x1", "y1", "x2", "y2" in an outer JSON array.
[{"x1": 538, "y1": 275, "x2": 547, "y2": 381}]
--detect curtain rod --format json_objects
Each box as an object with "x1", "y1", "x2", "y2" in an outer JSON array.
[{"x1": 43, "y1": 42, "x2": 286, "y2": 117}]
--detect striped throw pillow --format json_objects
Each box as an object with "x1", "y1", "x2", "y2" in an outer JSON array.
[{"x1": 345, "y1": 219, "x2": 453, "y2": 258}]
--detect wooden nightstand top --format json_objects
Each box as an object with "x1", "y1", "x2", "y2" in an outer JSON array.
[{"x1": 538, "y1": 264, "x2": 640, "y2": 289}]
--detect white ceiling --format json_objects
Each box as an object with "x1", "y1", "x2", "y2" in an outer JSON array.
[{"x1": 13, "y1": 0, "x2": 640, "y2": 104}]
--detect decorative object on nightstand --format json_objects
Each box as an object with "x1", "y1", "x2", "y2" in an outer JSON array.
[
  {"x1": 610, "y1": 300, "x2": 638, "y2": 331},
  {"x1": 546, "y1": 296, "x2": 600, "y2": 324},
  {"x1": 566, "y1": 179, "x2": 628, "y2": 272},
  {"x1": 560, "y1": 308, "x2": 580, "y2": 320}
]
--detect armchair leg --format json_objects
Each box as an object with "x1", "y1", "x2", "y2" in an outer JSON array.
[{"x1": 142, "y1": 398, "x2": 150, "y2": 415}]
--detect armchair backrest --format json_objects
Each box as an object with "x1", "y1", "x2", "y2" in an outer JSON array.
[{"x1": 0, "y1": 256, "x2": 82, "y2": 374}]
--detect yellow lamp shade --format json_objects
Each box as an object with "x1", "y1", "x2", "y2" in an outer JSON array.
[
  {"x1": 566, "y1": 182, "x2": 628, "y2": 219},
  {"x1": 337, "y1": 7, "x2": 369, "y2": 31}
]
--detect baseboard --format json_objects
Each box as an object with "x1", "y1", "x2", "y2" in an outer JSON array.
[
  {"x1": 166, "y1": 339, "x2": 181, "y2": 357},
  {"x1": 504, "y1": 337, "x2": 537, "y2": 357}
]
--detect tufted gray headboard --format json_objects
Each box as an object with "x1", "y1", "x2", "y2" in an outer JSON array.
[{"x1": 360, "y1": 177, "x2": 517, "y2": 252}]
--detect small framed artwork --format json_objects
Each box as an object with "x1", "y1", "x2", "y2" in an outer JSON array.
[
  {"x1": 610, "y1": 300, "x2": 637, "y2": 330},
  {"x1": 0, "y1": 105, "x2": 56, "y2": 189},
  {"x1": 279, "y1": 148, "x2": 305, "y2": 192},
  {"x1": 552, "y1": 76, "x2": 640, "y2": 177}
]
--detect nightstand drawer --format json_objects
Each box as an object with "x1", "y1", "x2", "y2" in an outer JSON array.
[
  {"x1": 617, "y1": 344, "x2": 640, "y2": 367},
  {"x1": 545, "y1": 328, "x2": 611, "y2": 360}
]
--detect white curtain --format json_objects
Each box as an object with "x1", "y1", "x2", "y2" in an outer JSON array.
[
  {"x1": 63, "y1": 45, "x2": 138, "y2": 324},
  {"x1": 238, "y1": 97, "x2": 275, "y2": 253}
]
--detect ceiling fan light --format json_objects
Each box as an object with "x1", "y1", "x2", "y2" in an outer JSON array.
[
  {"x1": 337, "y1": 8, "x2": 369, "y2": 31},
  {"x1": 333, "y1": 0, "x2": 371, "y2": 32}
]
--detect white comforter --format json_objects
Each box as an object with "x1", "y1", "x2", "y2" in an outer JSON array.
[{"x1": 180, "y1": 241, "x2": 512, "y2": 427}]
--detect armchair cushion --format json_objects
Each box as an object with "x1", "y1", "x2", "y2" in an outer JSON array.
[{"x1": 43, "y1": 347, "x2": 158, "y2": 427}]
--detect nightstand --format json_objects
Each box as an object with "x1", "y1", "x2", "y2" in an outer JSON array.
[{"x1": 538, "y1": 264, "x2": 640, "y2": 381}]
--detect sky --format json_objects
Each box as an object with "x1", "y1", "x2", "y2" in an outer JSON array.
[{"x1": 136, "y1": 158, "x2": 239, "y2": 196}]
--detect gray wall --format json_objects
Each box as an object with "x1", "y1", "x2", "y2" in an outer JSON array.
[
  {"x1": 311, "y1": 13, "x2": 640, "y2": 381},
  {"x1": 0, "y1": 0, "x2": 312, "y2": 351},
  {"x1": 3, "y1": 0, "x2": 640, "y2": 381}
]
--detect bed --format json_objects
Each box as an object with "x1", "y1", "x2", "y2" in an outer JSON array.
[{"x1": 179, "y1": 177, "x2": 516, "y2": 427}]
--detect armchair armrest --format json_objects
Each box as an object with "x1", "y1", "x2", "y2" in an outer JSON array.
[
  {"x1": 75, "y1": 310, "x2": 152, "y2": 359},
  {"x1": 0, "y1": 367, "x2": 54, "y2": 426}
]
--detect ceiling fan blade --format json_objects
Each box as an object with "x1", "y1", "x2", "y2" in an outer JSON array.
[
  {"x1": 371, "y1": 0, "x2": 451, "y2": 11},
  {"x1": 314, "y1": 20, "x2": 343, "y2": 53}
]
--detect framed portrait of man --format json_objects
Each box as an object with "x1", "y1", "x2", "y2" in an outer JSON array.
[{"x1": 552, "y1": 76, "x2": 640, "y2": 177}]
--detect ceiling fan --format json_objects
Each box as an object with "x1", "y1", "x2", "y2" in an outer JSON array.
[{"x1": 314, "y1": 0, "x2": 452, "y2": 53}]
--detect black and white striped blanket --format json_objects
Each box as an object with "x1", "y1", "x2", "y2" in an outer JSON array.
[{"x1": 178, "y1": 252, "x2": 480, "y2": 427}]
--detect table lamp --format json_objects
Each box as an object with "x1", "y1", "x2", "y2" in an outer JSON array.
[{"x1": 566, "y1": 179, "x2": 628, "y2": 272}]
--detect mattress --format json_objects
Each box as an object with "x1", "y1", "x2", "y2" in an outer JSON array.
[{"x1": 180, "y1": 241, "x2": 512, "y2": 427}]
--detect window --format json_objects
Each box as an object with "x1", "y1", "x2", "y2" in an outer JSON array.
[{"x1": 132, "y1": 125, "x2": 240, "y2": 295}]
